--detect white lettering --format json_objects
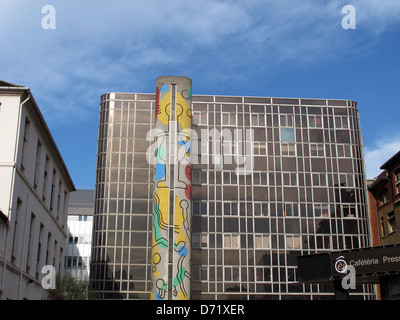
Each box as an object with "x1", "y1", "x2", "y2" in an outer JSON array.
[
  {"x1": 341, "y1": 265, "x2": 356, "y2": 290},
  {"x1": 341, "y1": 5, "x2": 356, "y2": 30},
  {"x1": 383, "y1": 256, "x2": 400, "y2": 263},
  {"x1": 157, "y1": 305, "x2": 190, "y2": 318},
  {"x1": 41, "y1": 5, "x2": 56, "y2": 30},
  {"x1": 41, "y1": 265, "x2": 56, "y2": 289}
]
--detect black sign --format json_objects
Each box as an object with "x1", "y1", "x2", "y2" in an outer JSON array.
[{"x1": 330, "y1": 245, "x2": 400, "y2": 278}]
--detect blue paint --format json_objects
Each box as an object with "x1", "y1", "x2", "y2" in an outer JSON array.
[
  {"x1": 177, "y1": 245, "x2": 188, "y2": 257},
  {"x1": 155, "y1": 291, "x2": 163, "y2": 300},
  {"x1": 160, "y1": 84, "x2": 168, "y2": 92},
  {"x1": 155, "y1": 163, "x2": 166, "y2": 180}
]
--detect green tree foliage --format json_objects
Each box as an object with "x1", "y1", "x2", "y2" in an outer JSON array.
[{"x1": 48, "y1": 274, "x2": 96, "y2": 300}]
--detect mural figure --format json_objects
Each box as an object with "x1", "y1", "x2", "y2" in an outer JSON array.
[{"x1": 151, "y1": 76, "x2": 192, "y2": 300}]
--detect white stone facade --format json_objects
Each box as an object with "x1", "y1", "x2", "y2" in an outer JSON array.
[{"x1": 0, "y1": 81, "x2": 75, "y2": 299}]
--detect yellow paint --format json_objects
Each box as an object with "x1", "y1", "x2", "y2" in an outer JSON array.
[
  {"x1": 177, "y1": 291, "x2": 189, "y2": 300},
  {"x1": 174, "y1": 195, "x2": 186, "y2": 244},
  {"x1": 176, "y1": 93, "x2": 191, "y2": 130},
  {"x1": 155, "y1": 182, "x2": 169, "y2": 230},
  {"x1": 152, "y1": 182, "x2": 169, "y2": 276},
  {"x1": 157, "y1": 92, "x2": 171, "y2": 125}
]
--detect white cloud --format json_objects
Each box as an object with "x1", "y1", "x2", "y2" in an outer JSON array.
[
  {"x1": 364, "y1": 136, "x2": 400, "y2": 179},
  {"x1": 1, "y1": 0, "x2": 400, "y2": 125}
]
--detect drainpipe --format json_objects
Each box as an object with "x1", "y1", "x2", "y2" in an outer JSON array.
[{"x1": 17, "y1": 192, "x2": 30, "y2": 300}]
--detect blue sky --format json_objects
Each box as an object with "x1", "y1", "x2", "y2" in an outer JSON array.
[{"x1": 1, "y1": 0, "x2": 400, "y2": 189}]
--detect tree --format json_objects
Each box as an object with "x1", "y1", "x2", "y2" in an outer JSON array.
[{"x1": 48, "y1": 274, "x2": 97, "y2": 300}]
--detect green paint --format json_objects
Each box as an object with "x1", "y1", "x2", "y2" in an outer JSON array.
[
  {"x1": 173, "y1": 267, "x2": 186, "y2": 287},
  {"x1": 153, "y1": 204, "x2": 168, "y2": 249},
  {"x1": 155, "y1": 146, "x2": 166, "y2": 162}
]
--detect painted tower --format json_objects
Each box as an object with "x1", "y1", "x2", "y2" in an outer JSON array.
[{"x1": 151, "y1": 76, "x2": 192, "y2": 300}]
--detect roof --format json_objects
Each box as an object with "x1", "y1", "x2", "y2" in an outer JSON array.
[
  {"x1": 380, "y1": 150, "x2": 400, "y2": 170},
  {"x1": 68, "y1": 190, "x2": 94, "y2": 216},
  {"x1": 0, "y1": 80, "x2": 24, "y2": 87},
  {"x1": 69, "y1": 190, "x2": 95, "y2": 204},
  {"x1": 368, "y1": 171, "x2": 388, "y2": 191},
  {"x1": 0, "y1": 80, "x2": 76, "y2": 191}
]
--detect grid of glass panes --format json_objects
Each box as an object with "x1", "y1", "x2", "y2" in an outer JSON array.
[
  {"x1": 190, "y1": 96, "x2": 374, "y2": 300},
  {"x1": 91, "y1": 93, "x2": 154, "y2": 299}
]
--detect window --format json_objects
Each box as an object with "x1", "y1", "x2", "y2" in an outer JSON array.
[
  {"x1": 223, "y1": 171, "x2": 238, "y2": 185},
  {"x1": 280, "y1": 128, "x2": 295, "y2": 143},
  {"x1": 337, "y1": 144, "x2": 351, "y2": 157},
  {"x1": 57, "y1": 180, "x2": 62, "y2": 214},
  {"x1": 251, "y1": 113, "x2": 265, "y2": 126},
  {"x1": 310, "y1": 143, "x2": 324, "y2": 157},
  {"x1": 280, "y1": 114, "x2": 293, "y2": 127},
  {"x1": 223, "y1": 234, "x2": 239, "y2": 248},
  {"x1": 314, "y1": 203, "x2": 329, "y2": 217},
  {"x1": 287, "y1": 267, "x2": 297, "y2": 282},
  {"x1": 285, "y1": 203, "x2": 299, "y2": 217},
  {"x1": 193, "y1": 233, "x2": 208, "y2": 248},
  {"x1": 222, "y1": 112, "x2": 237, "y2": 126},
  {"x1": 380, "y1": 217, "x2": 385, "y2": 238},
  {"x1": 282, "y1": 172, "x2": 297, "y2": 186},
  {"x1": 69, "y1": 236, "x2": 78, "y2": 244},
  {"x1": 192, "y1": 170, "x2": 208, "y2": 185},
  {"x1": 395, "y1": 169, "x2": 400, "y2": 194},
  {"x1": 335, "y1": 116, "x2": 349, "y2": 129},
  {"x1": 33, "y1": 140, "x2": 42, "y2": 187},
  {"x1": 21, "y1": 118, "x2": 30, "y2": 170},
  {"x1": 192, "y1": 201, "x2": 207, "y2": 216},
  {"x1": 223, "y1": 202, "x2": 238, "y2": 216},
  {"x1": 316, "y1": 235, "x2": 331, "y2": 250},
  {"x1": 222, "y1": 140, "x2": 234, "y2": 158},
  {"x1": 282, "y1": 143, "x2": 296, "y2": 156},
  {"x1": 308, "y1": 115, "x2": 322, "y2": 128},
  {"x1": 192, "y1": 266, "x2": 208, "y2": 281},
  {"x1": 388, "y1": 212, "x2": 396, "y2": 234},
  {"x1": 252, "y1": 171, "x2": 268, "y2": 185},
  {"x1": 193, "y1": 111, "x2": 207, "y2": 125},
  {"x1": 285, "y1": 235, "x2": 301, "y2": 249},
  {"x1": 337, "y1": 173, "x2": 354, "y2": 187},
  {"x1": 224, "y1": 266, "x2": 240, "y2": 282},
  {"x1": 312, "y1": 173, "x2": 326, "y2": 187},
  {"x1": 254, "y1": 202, "x2": 269, "y2": 216},
  {"x1": 342, "y1": 204, "x2": 356, "y2": 218},
  {"x1": 253, "y1": 142, "x2": 266, "y2": 155},
  {"x1": 254, "y1": 234, "x2": 270, "y2": 249},
  {"x1": 50, "y1": 169, "x2": 57, "y2": 211},
  {"x1": 256, "y1": 267, "x2": 271, "y2": 282},
  {"x1": 379, "y1": 189, "x2": 389, "y2": 206}
]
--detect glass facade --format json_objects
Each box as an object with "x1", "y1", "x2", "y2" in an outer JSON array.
[
  {"x1": 90, "y1": 92, "x2": 375, "y2": 300},
  {"x1": 91, "y1": 93, "x2": 155, "y2": 299}
]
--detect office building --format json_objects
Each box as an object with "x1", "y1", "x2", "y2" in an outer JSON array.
[
  {"x1": 90, "y1": 76, "x2": 374, "y2": 299},
  {"x1": 0, "y1": 80, "x2": 75, "y2": 300},
  {"x1": 368, "y1": 151, "x2": 400, "y2": 245},
  {"x1": 65, "y1": 190, "x2": 94, "y2": 281}
]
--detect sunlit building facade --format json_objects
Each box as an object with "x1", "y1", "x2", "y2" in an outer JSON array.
[
  {"x1": 65, "y1": 190, "x2": 94, "y2": 281},
  {"x1": 90, "y1": 77, "x2": 374, "y2": 300}
]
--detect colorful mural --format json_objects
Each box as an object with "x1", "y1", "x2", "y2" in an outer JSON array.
[{"x1": 151, "y1": 76, "x2": 192, "y2": 300}]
